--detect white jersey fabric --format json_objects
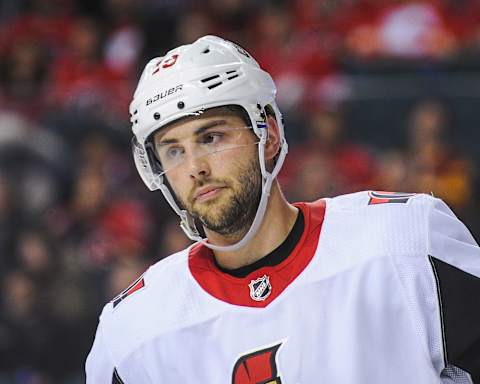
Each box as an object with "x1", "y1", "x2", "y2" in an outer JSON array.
[{"x1": 86, "y1": 191, "x2": 480, "y2": 383}]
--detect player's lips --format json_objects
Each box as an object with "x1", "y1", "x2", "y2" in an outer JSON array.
[{"x1": 194, "y1": 186, "x2": 226, "y2": 201}]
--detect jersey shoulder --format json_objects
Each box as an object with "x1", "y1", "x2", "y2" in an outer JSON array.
[
  {"x1": 326, "y1": 190, "x2": 433, "y2": 211},
  {"x1": 322, "y1": 190, "x2": 441, "y2": 260},
  {"x1": 104, "y1": 247, "x2": 189, "y2": 314},
  {"x1": 96, "y1": 245, "x2": 216, "y2": 362},
  {"x1": 326, "y1": 190, "x2": 476, "y2": 253}
]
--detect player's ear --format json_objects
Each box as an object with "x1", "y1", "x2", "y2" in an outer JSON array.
[{"x1": 264, "y1": 115, "x2": 281, "y2": 161}]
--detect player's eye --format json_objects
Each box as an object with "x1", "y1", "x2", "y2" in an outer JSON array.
[
  {"x1": 163, "y1": 146, "x2": 184, "y2": 160},
  {"x1": 201, "y1": 132, "x2": 223, "y2": 145}
]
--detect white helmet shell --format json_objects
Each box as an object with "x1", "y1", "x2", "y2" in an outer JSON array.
[{"x1": 130, "y1": 35, "x2": 288, "y2": 251}]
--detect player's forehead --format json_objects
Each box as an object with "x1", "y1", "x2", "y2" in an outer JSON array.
[{"x1": 152, "y1": 107, "x2": 248, "y2": 143}]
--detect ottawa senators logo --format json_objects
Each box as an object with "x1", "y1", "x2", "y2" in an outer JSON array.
[
  {"x1": 232, "y1": 343, "x2": 283, "y2": 384},
  {"x1": 368, "y1": 191, "x2": 416, "y2": 205}
]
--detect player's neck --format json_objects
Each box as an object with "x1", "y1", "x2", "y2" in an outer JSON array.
[{"x1": 206, "y1": 182, "x2": 299, "y2": 270}]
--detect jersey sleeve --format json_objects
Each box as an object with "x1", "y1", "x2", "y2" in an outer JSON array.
[
  {"x1": 427, "y1": 197, "x2": 480, "y2": 382},
  {"x1": 86, "y1": 320, "x2": 126, "y2": 384}
]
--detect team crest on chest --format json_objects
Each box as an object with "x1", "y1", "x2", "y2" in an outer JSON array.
[
  {"x1": 232, "y1": 342, "x2": 283, "y2": 384},
  {"x1": 249, "y1": 275, "x2": 272, "y2": 301}
]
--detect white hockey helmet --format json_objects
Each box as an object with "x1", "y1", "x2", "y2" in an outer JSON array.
[{"x1": 130, "y1": 35, "x2": 288, "y2": 251}]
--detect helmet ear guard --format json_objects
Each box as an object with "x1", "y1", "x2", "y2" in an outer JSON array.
[
  {"x1": 132, "y1": 135, "x2": 205, "y2": 241},
  {"x1": 131, "y1": 136, "x2": 162, "y2": 191}
]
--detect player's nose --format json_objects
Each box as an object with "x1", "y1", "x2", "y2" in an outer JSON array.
[{"x1": 187, "y1": 152, "x2": 210, "y2": 180}]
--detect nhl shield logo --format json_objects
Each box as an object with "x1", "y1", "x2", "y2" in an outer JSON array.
[{"x1": 249, "y1": 275, "x2": 272, "y2": 301}]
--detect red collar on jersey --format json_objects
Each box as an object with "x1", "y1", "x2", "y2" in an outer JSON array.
[{"x1": 188, "y1": 199, "x2": 326, "y2": 307}]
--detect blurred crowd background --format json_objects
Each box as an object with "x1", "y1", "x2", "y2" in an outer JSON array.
[{"x1": 0, "y1": 0, "x2": 480, "y2": 382}]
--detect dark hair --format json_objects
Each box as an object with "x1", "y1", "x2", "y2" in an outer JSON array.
[
  {"x1": 209, "y1": 104, "x2": 277, "y2": 126},
  {"x1": 208, "y1": 105, "x2": 251, "y2": 126}
]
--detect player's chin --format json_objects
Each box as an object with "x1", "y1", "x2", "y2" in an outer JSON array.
[
  {"x1": 192, "y1": 198, "x2": 231, "y2": 221},
  {"x1": 192, "y1": 202, "x2": 224, "y2": 220}
]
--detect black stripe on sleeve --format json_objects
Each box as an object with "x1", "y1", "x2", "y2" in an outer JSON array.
[
  {"x1": 429, "y1": 255, "x2": 480, "y2": 382},
  {"x1": 112, "y1": 368, "x2": 125, "y2": 384}
]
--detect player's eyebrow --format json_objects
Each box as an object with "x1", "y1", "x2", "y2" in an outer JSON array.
[{"x1": 156, "y1": 119, "x2": 228, "y2": 146}]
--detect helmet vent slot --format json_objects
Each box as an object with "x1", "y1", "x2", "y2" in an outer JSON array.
[
  {"x1": 201, "y1": 74, "x2": 220, "y2": 83},
  {"x1": 207, "y1": 82, "x2": 223, "y2": 90},
  {"x1": 200, "y1": 70, "x2": 241, "y2": 90},
  {"x1": 225, "y1": 69, "x2": 239, "y2": 81},
  {"x1": 202, "y1": 47, "x2": 210, "y2": 54}
]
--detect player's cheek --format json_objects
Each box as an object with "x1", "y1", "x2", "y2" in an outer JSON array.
[
  {"x1": 212, "y1": 146, "x2": 252, "y2": 174},
  {"x1": 165, "y1": 174, "x2": 189, "y2": 206}
]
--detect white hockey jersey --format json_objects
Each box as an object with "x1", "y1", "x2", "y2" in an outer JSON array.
[{"x1": 86, "y1": 191, "x2": 480, "y2": 383}]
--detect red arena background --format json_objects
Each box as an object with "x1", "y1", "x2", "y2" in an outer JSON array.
[{"x1": 0, "y1": 0, "x2": 479, "y2": 382}]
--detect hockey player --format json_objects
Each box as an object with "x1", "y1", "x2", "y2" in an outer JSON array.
[{"x1": 86, "y1": 35, "x2": 480, "y2": 383}]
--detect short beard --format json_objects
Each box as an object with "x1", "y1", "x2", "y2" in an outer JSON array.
[{"x1": 191, "y1": 159, "x2": 262, "y2": 238}]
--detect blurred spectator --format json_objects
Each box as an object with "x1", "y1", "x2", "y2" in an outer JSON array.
[
  {"x1": 158, "y1": 219, "x2": 193, "y2": 257},
  {"x1": 102, "y1": 0, "x2": 144, "y2": 77},
  {"x1": 97, "y1": 198, "x2": 152, "y2": 261},
  {"x1": 15, "y1": 228, "x2": 58, "y2": 286},
  {"x1": 252, "y1": 4, "x2": 339, "y2": 111},
  {"x1": 0, "y1": 270, "x2": 59, "y2": 380},
  {"x1": 0, "y1": 39, "x2": 49, "y2": 119},
  {"x1": 0, "y1": 0, "x2": 74, "y2": 56},
  {"x1": 48, "y1": 17, "x2": 130, "y2": 118},
  {"x1": 54, "y1": 127, "x2": 152, "y2": 268},
  {"x1": 406, "y1": 99, "x2": 473, "y2": 210},
  {"x1": 372, "y1": 149, "x2": 411, "y2": 192},
  {"x1": 285, "y1": 153, "x2": 340, "y2": 202},
  {"x1": 345, "y1": 0, "x2": 457, "y2": 59},
  {"x1": 284, "y1": 106, "x2": 376, "y2": 197},
  {"x1": 0, "y1": 114, "x2": 67, "y2": 218}
]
